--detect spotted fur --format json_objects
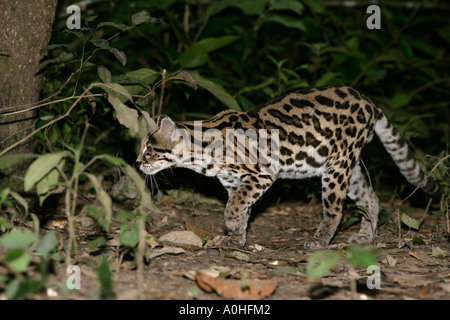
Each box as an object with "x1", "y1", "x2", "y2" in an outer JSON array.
[{"x1": 137, "y1": 86, "x2": 439, "y2": 249}]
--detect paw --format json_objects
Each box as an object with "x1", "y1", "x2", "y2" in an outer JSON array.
[
  {"x1": 348, "y1": 234, "x2": 371, "y2": 244},
  {"x1": 215, "y1": 234, "x2": 246, "y2": 247},
  {"x1": 304, "y1": 238, "x2": 328, "y2": 250}
]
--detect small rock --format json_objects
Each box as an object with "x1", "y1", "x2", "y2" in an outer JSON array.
[{"x1": 159, "y1": 230, "x2": 203, "y2": 247}]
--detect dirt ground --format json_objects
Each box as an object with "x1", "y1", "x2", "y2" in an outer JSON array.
[{"x1": 14, "y1": 185, "x2": 449, "y2": 301}]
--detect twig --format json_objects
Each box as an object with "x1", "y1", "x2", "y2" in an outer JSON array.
[
  {"x1": 65, "y1": 186, "x2": 74, "y2": 268},
  {"x1": 0, "y1": 84, "x2": 94, "y2": 158},
  {"x1": 419, "y1": 197, "x2": 433, "y2": 227},
  {"x1": 408, "y1": 78, "x2": 450, "y2": 98},
  {"x1": 0, "y1": 72, "x2": 77, "y2": 115},
  {"x1": 442, "y1": 193, "x2": 450, "y2": 234},
  {"x1": 158, "y1": 69, "x2": 167, "y2": 117},
  {"x1": 396, "y1": 208, "x2": 402, "y2": 248},
  {"x1": 0, "y1": 93, "x2": 103, "y2": 117},
  {"x1": 136, "y1": 215, "x2": 146, "y2": 293}
]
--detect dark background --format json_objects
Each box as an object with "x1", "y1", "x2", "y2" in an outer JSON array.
[{"x1": 42, "y1": 0, "x2": 449, "y2": 203}]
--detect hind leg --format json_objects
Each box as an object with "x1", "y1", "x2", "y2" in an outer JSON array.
[
  {"x1": 304, "y1": 167, "x2": 349, "y2": 249},
  {"x1": 346, "y1": 163, "x2": 379, "y2": 243}
]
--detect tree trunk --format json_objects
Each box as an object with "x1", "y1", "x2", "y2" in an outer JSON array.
[{"x1": 0, "y1": 0, "x2": 58, "y2": 190}]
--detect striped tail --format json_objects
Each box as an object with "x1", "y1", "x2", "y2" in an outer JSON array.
[{"x1": 375, "y1": 112, "x2": 440, "y2": 195}]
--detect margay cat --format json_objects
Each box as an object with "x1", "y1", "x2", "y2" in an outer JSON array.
[{"x1": 136, "y1": 86, "x2": 439, "y2": 249}]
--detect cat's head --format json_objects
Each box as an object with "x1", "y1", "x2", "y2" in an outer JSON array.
[{"x1": 136, "y1": 115, "x2": 188, "y2": 175}]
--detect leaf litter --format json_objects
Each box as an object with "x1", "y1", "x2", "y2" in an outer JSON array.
[{"x1": 7, "y1": 190, "x2": 450, "y2": 300}]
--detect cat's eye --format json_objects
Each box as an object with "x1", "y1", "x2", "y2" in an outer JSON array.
[{"x1": 146, "y1": 146, "x2": 153, "y2": 156}]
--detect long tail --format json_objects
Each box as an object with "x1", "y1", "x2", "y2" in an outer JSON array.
[{"x1": 375, "y1": 112, "x2": 439, "y2": 195}]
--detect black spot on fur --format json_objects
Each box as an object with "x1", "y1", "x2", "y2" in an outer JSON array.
[
  {"x1": 335, "y1": 88, "x2": 347, "y2": 99},
  {"x1": 347, "y1": 88, "x2": 361, "y2": 100},
  {"x1": 290, "y1": 98, "x2": 314, "y2": 108},
  {"x1": 305, "y1": 132, "x2": 321, "y2": 147},
  {"x1": 318, "y1": 145, "x2": 329, "y2": 157},
  {"x1": 315, "y1": 95, "x2": 334, "y2": 107},
  {"x1": 288, "y1": 132, "x2": 305, "y2": 146},
  {"x1": 283, "y1": 104, "x2": 293, "y2": 112}
]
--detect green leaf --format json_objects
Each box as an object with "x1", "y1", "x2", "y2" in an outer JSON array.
[
  {"x1": 5, "y1": 278, "x2": 42, "y2": 300},
  {"x1": 98, "y1": 66, "x2": 112, "y2": 83},
  {"x1": 0, "y1": 230, "x2": 38, "y2": 249},
  {"x1": 6, "y1": 249, "x2": 31, "y2": 272},
  {"x1": 94, "y1": 82, "x2": 133, "y2": 102},
  {"x1": 234, "y1": 0, "x2": 268, "y2": 15},
  {"x1": 24, "y1": 151, "x2": 69, "y2": 191},
  {"x1": 125, "y1": 68, "x2": 159, "y2": 83},
  {"x1": 36, "y1": 163, "x2": 63, "y2": 206},
  {"x1": 306, "y1": 250, "x2": 341, "y2": 280},
  {"x1": 8, "y1": 190, "x2": 29, "y2": 215},
  {"x1": 175, "y1": 71, "x2": 240, "y2": 110},
  {"x1": 120, "y1": 222, "x2": 139, "y2": 247},
  {"x1": 303, "y1": 0, "x2": 325, "y2": 14},
  {"x1": 177, "y1": 46, "x2": 209, "y2": 69},
  {"x1": 35, "y1": 230, "x2": 57, "y2": 258},
  {"x1": 85, "y1": 15, "x2": 97, "y2": 22},
  {"x1": 37, "y1": 51, "x2": 73, "y2": 70},
  {"x1": 131, "y1": 11, "x2": 158, "y2": 25},
  {"x1": 391, "y1": 93, "x2": 411, "y2": 109},
  {"x1": 263, "y1": 14, "x2": 306, "y2": 31},
  {"x1": 39, "y1": 43, "x2": 68, "y2": 55},
  {"x1": 97, "y1": 256, "x2": 115, "y2": 299},
  {"x1": 177, "y1": 35, "x2": 239, "y2": 69},
  {"x1": 102, "y1": 154, "x2": 127, "y2": 166},
  {"x1": 0, "y1": 187, "x2": 9, "y2": 203},
  {"x1": 272, "y1": 0, "x2": 304, "y2": 15},
  {"x1": 86, "y1": 206, "x2": 109, "y2": 232},
  {"x1": 96, "y1": 21, "x2": 129, "y2": 31},
  {"x1": 5, "y1": 278, "x2": 21, "y2": 300},
  {"x1": 438, "y1": 26, "x2": 450, "y2": 43},
  {"x1": 194, "y1": 73, "x2": 241, "y2": 110},
  {"x1": 347, "y1": 245, "x2": 378, "y2": 268},
  {"x1": 108, "y1": 47, "x2": 127, "y2": 66},
  {"x1": 0, "y1": 153, "x2": 37, "y2": 170},
  {"x1": 88, "y1": 236, "x2": 107, "y2": 249},
  {"x1": 195, "y1": 35, "x2": 240, "y2": 52},
  {"x1": 401, "y1": 213, "x2": 420, "y2": 230},
  {"x1": 316, "y1": 72, "x2": 341, "y2": 87},
  {"x1": 90, "y1": 38, "x2": 109, "y2": 49},
  {"x1": 107, "y1": 95, "x2": 139, "y2": 135},
  {"x1": 85, "y1": 173, "x2": 112, "y2": 231}
]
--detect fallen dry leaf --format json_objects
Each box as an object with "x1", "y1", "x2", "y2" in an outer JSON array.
[
  {"x1": 408, "y1": 251, "x2": 441, "y2": 265},
  {"x1": 185, "y1": 220, "x2": 220, "y2": 243},
  {"x1": 226, "y1": 251, "x2": 250, "y2": 261},
  {"x1": 160, "y1": 195, "x2": 172, "y2": 206},
  {"x1": 195, "y1": 271, "x2": 276, "y2": 299},
  {"x1": 149, "y1": 247, "x2": 185, "y2": 259},
  {"x1": 393, "y1": 274, "x2": 434, "y2": 288}
]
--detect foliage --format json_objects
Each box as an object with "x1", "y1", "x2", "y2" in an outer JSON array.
[
  {"x1": 0, "y1": 229, "x2": 56, "y2": 299},
  {"x1": 0, "y1": 0, "x2": 448, "y2": 299},
  {"x1": 305, "y1": 245, "x2": 378, "y2": 281}
]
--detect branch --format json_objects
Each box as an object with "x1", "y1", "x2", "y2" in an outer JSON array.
[{"x1": 0, "y1": 84, "x2": 94, "y2": 158}]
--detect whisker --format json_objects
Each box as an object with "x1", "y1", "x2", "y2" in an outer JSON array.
[{"x1": 151, "y1": 174, "x2": 160, "y2": 198}]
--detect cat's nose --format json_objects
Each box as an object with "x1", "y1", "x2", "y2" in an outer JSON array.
[{"x1": 135, "y1": 160, "x2": 142, "y2": 167}]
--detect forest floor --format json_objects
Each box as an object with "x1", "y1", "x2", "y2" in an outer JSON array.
[{"x1": 11, "y1": 185, "x2": 449, "y2": 301}]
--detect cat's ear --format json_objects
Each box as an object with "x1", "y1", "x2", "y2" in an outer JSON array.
[{"x1": 157, "y1": 115, "x2": 176, "y2": 138}]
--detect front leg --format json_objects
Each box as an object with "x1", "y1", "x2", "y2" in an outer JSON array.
[{"x1": 219, "y1": 175, "x2": 275, "y2": 247}]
